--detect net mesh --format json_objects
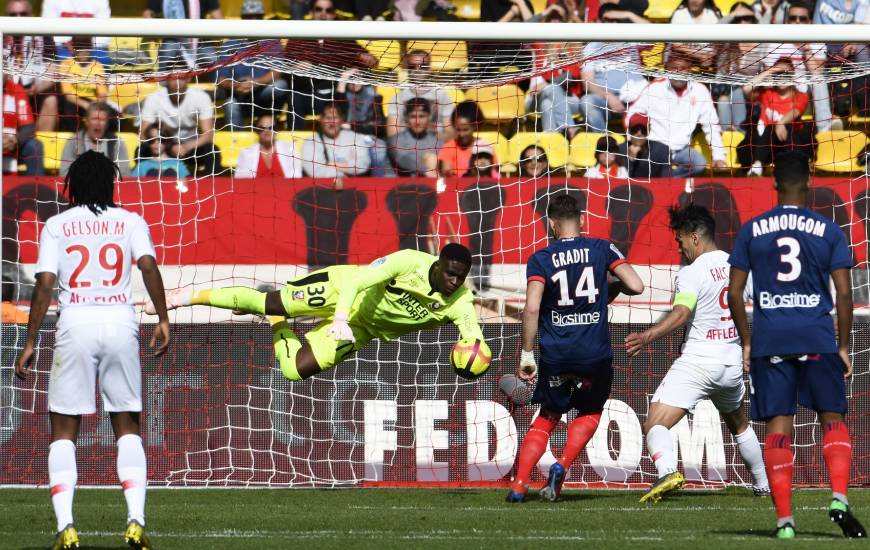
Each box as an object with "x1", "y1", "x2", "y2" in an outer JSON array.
[{"x1": 2, "y1": 30, "x2": 870, "y2": 488}]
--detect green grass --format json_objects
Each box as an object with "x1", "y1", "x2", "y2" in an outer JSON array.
[{"x1": 2, "y1": 487, "x2": 868, "y2": 549}]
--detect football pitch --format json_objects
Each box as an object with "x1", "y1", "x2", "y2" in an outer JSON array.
[{"x1": 3, "y1": 487, "x2": 870, "y2": 549}]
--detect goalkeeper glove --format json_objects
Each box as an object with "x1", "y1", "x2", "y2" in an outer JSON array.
[
  {"x1": 518, "y1": 349, "x2": 537, "y2": 380},
  {"x1": 327, "y1": 312, "x2": 355, "y2": 343}
]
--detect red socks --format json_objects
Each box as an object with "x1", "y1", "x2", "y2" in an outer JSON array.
[
  {"x1": 511, "y1": 414, "x2": 557, "y2": 494},
  {"x1": 558, "y1": 413, "x2": 601, "y2": 469},
  {"x1": 764, "y1": 433, "x2": 794, "y2": 522},
  {"x1": 823, "y1": 421, "x2": 852, "y2": 501}
]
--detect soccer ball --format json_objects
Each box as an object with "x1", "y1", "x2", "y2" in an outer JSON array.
[{"x1": 451, "y1": 338, "x2": 492, "y2": 380}]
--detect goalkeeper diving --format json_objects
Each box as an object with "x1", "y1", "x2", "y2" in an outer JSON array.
[{"x1": 145, "y1": 244, "x2": 486, "y2": 380}]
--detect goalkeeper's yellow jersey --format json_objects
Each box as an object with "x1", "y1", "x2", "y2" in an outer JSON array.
[{"x1": 337, "y1": 249, "x2": 484, "y2": 342}]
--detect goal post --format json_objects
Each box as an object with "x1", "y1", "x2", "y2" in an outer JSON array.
[{"x1": 1, "y1": 17, "x2": 869, "y2": 488}]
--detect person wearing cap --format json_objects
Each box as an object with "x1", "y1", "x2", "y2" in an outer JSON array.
[{"x1": 216, "y1": 0, "x2": 289, "y2": 131}]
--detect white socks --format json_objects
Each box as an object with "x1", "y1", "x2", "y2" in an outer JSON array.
[
  {"x1": 646, "y1": 425, "x2": 678, "y2": 478},
  {"x1": 48, "y1": 439, "x2": 77, "y2": 533},
  {"x1": 117, "y1": 434, "x2": 147, "y2": 525},
  {"x1": 735, "y1": 427, "x2": 769, "y2": 489}
]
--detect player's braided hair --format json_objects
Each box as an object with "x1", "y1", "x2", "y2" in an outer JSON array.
[
  {"x1": 64, "y1": 150, "x2": 118, "y2": 215},
  {"x1": 668, "y1": 203, "x2": 715, "y2": 240}
]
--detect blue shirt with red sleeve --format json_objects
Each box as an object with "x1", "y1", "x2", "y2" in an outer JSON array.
[{"x1": 526, "y1": 237, "x2": 626, "y2": 369}]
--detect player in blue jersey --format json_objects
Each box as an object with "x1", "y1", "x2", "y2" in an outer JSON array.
[
  {"x1": 728, "y1": 151, "x2": 866, "y2": 539},
  {"x1": 506, "y1": 194, "x2": 644, "y2": 502}
]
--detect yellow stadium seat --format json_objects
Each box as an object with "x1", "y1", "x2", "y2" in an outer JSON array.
[
  {"x1": 117, "y1": 132, "x2": 140, "y2": 167},
  {"x1": 814, "y1": 130, "x2": 869, "y2": 172},
  {"x1": 377, "y1": 86, "x2": 399, "y2": 106},
  {"x1": 358, "y1": 40, "x2": 402, "y2": 71},
  {"x1": 445, "y1": 89, "x2": 466, "y2": 105},
  {"x1": 276, "y1": 131, "x2": 313, "y2": 152},
  {"x1": 714, "y1": 0, "x2": 746, "y2": 14},
  {"x1": 108, "y1": 82, "x2": 160, "y2": 114},
  {"x1": 531, "y1": 0, "x2": 547, "y2": 12},
  {"x1": 213, "y1": 131, "x2": 258, "y2": 168},
  {"x1": 475, "y1": 131, "x2": 510, "y2": 166},
  {"x1": 406, "y1": 41, "x2": 468, "y2": 72},
  {"x1": 568, "y1": 132, "x2": 626, "y2": 169},
  {"x1": 509, "y1": 132, "x2": 570, "y2": 168},
  {"x1": 37, "y1": 132, "x2": 73, "y2": 172},
  {"x1": 453, "y1": 0, "x2": 481, "y2": 20},
  {"x1": 107, "y1": 37, "x2": 158, "y2": 73},
  {"x1": 645, "y1": 0, "x2": 681, "y2": 20},
  {"x1": 641, "y1": 43, "x2": 666, "y2": 68},
  {"x1": 464, "y1": 85, "x2": 525, "y2": 122},
  {"x1": 720, "y1": 130, "x2": 743, "y2": 168}
]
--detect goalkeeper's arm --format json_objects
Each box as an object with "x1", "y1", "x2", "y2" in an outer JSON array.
[{"x1": 518, "y1": 280, "x2": 545, "y2": 381}]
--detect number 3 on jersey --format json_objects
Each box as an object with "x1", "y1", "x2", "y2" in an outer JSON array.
[
  {"x1": 66, "y1": 243, "x2": 125, "y2": 288},
  {"x1": 551, "y1": 267, "x2": 599, "y2": 306},
  {"x1": 776, "y1": 237, "x2": 801, "y2": 282}
]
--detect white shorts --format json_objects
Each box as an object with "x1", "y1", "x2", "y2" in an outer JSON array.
[
  {"x1": 651, "y1": 355, "x2": 745, "y2": 414},
  {"x1": 48, "y1": 321, "x2": 142, "y2": 415}
]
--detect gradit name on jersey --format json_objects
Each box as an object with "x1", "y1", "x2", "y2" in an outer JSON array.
[
  {"x1": 751, "y1": 213, "x2": 825, "y2": 238},
  {"x1": 758, "y1": 291, "x2": 821, "y2": 309},
  {"x1": 551, "y1": 248, "x2": 590, "y2": 268},
  {"x1": 551, "y1": 310, "x2": 600, "y2": 327}
]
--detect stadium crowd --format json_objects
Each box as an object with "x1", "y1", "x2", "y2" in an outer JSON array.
[{"x1": 2, "y1": 0, "x2": 869, "y2": 179}]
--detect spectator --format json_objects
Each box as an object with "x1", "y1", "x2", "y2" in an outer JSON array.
[
  {"x1": 301, "y1": 101, "x2": 373, "y2": 177},
  {"x1": 139, "y1": 76, "x2": 221, "y2": 176},
  {"x1": 334, "y1": 0, "x2": 392, "y2": 19},
  {"x1": 495, "y1": 0, "x2": 538, "y2": 21},
  {"x1": 337, "y1": 68, "x2": 383, "y2": 136},
  {"x1": 776, "y1": 1, "x2": 841, "y2": 131},
  {"x1": 425, "y1": 101, "x2": 495, "y2": 177},
  {"x1": 143, "y1": 0, "x2": 223, "y2": 71},
  {"x1": 3, "y1": 77, "x2": 43, "y2": 175},
  {"x1": 286, "y1": 0, "x2": 341, "y2": 125},
  {"x1": 60, "y1": 102, "x2": 130, "y2": 177},
  {"x1": 626, "y1": 56, "x2": 727, "y2": 176},
  {"x1": 669, "y1": 0, "x2": 721, "y2": 70},
  {"x1": 216, "y1": 1, "x2": 289, "y2": 130},
  {"x1": 586, "y1": 135, "x2": 629, "y2": 178},
  {"x1": 388, "y1": 97, "x2": 442, "y2": 176},
  {"x1": 618, "y1": 123, "x2": 658, "y2": 178},
  {"x1": 713, "y1": 3, "x2": 763, "y2": 130},
  {"x1": 386, "y1": 50, "x2": 455, "y2": 140},
  {"x1": 41, "y1": 0, "x2": 111, "y2": 55},
  {"x1": 518, "y1": 144, "x2": 551, "y2": 178},
  {"x1": 58, "y1": 36, "x2": 108, "y2": 132},
  {"x1": 464, "y1": 151, "x2": 498, "y2": 178},
  {"x1": 132, "y1": 123, "x2": 191, "y2": 178},
  {"x1": 813, "y1": 0, "x2": 870, "y2": 64},
  {"x1": 236, "y1": 114, "x2": 302, "y2": 178},
  {"x1": 736, "y1": 58, "x2": 814, "y2": 175},
  {"x1": 4, "y1": 0, "x2": 58, "y2": 132},
  {"x1": 753, "y1": 0, "x2": 791, "y2": 24}
]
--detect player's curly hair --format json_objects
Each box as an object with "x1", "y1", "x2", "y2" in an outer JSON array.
[
  {"x1": 64, "y1": 150, "x2": 118, "y2": 215},
  {"x1": 669, "y1": 203, "x2": 715, "y2": 240}
]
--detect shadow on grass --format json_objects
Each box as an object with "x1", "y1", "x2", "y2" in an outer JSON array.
[{"x1": 712, "y1": 528, "x2": 843, "y2": 539}]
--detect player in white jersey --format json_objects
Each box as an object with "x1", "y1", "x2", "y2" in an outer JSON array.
[
  {"x1": 624, "y1": 204, "x2": 769, "y2": 503},
  {"x1": 15, "y1": 151, "x2": 170, "y2": 550}
]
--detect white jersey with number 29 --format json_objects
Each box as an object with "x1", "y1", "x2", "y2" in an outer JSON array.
[{"x1": 35, "y1": 205, "x2": 155, "y2": 326}]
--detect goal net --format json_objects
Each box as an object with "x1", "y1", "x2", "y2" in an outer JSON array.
[{"x1": 2, "y1": 19, "x2": 870, "y2": 488}]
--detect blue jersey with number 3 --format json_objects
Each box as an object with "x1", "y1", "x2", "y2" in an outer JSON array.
[
  {"x1": 526, "y1": 237, "x2": 625, "y2": 368},
  {"x1": 729, "y1": 205, "x2": 853, "y2": 357}
]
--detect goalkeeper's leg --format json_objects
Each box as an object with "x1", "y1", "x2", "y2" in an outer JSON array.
[
  {"x1": 144, "y1": 287, "x2": 288, "y2": 316},
  {"x1": 273, "y1": 318, "x2": 371, "y2": 382}
]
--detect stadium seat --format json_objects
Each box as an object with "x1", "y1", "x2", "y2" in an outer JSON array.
[
  {"x1": 814, "y1": 130, "x2": 869, "y2": 173},
  {"x1": 277, "y1": 131, "x2": 313, "y2": 153},
  {"x1": 36, "y1": 132, "x2": 73, "y2": 172},
  {"x1": 464, "y1": 85, "x2": 524, "y2": 122},
  {"x1": 475, "y1": 131, "x2": 510, "y2": 167},
  {"x1": 453, "y1": 0, "x2": 481, "y2": 20},
  {"x1": 117, "y1": 132, "x2": 140, "y2": 167},
  {"x1": 213, "y1": 131, "x2": 258, "y2": 168},
  {"x1": 376, "y1": 86, "x2": 399, "y2": 106},
  {"x1": 568, "y1": 132, "x2": 627, "y2": 169},
  {"x1": 445, "y1": 89, "x2": 467, "y2": 105},
  {"x1": 108, "y1": 82, "x2": 160, "y2": 115},
  {"x1": 358, "y1": 40, "x2": 401, "y2": 71},
  {"x1": 720, "y1": 130, "x2": 743, "y2": 168},
  {"x1": 406, "y1": 41, "x2": 468, "y2": 72},
  {"x1": 714, "y1": 0, "x2": 746, "y2": 14},
  {"x1": 107, "y1": 37, "x2": 159, "y2": 73},
  {"x1": 645, "y1": 0, "x2": 681, "y2": 20},
  {"x1": 509, "y1": 132, "x2": 569, "y2": 168}
]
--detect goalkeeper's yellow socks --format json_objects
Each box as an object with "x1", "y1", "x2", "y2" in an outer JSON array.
[{"x1": 190, "y1": 287, "x2": 267, "y2": 314}]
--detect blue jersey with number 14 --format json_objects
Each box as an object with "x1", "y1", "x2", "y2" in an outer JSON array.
[
  {"x1": 526, "y1": 237, "x2": 626, "y2": 369},
  {"x1": 729, "y1": 205, "x2": 853, "y2": 357}
]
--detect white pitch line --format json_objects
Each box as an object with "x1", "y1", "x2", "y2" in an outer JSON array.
[{"x1": 346, "y1": 504, "x2": 830, "y2": 513}]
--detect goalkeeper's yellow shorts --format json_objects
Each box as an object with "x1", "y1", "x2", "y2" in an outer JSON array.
[{"x1": 279, "y1": 265, "x2": 372, "y2": 372}]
